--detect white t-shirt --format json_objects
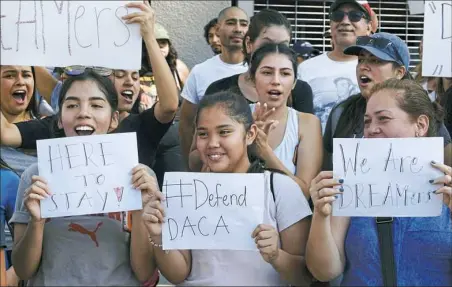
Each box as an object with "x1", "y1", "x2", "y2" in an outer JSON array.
[
  {"x1": 181, "y1": 55, "x2": 248, "y2": 104},
  {"x1": 297, "y1": 53, "x2": 360, "y2": 132},
  {"x1": 180, "y1": 171, "x2": 312, "y2": 286}
]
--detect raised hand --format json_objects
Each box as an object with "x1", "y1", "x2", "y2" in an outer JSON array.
[{"x1": 123, "y1": 1, "x2": 156, "y2": 38}]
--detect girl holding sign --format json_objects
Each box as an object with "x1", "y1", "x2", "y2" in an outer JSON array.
[
  {"x1": 10, "y1": 70, "x2": 157, "y2": 286},
  {"x1": 142, "y1": 91, "x2": 313, "y2": 286},
  {"x1": 307, "y1": 79, "x2": 452, "y2": 286}
]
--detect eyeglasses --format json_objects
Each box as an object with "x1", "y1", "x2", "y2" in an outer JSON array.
[
  {"x1": 356, "y1": 36, "x2": 404, "y2": 67},
  {"x1": 64, "y1": 66, "x2": 113, "y2": 77},
  {"x1": 330, "y1": 10, "x2": 367, "y2": 23}
]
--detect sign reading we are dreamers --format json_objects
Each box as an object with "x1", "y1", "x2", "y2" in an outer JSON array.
[
  {"x1": 333, "y1": 138, "x2": 444, "y2": 217},
  {"x1": 37, "y1": 133, "x2": 141, "y2": 218},
  {"x1": 162, "y1": 172, "x2": 265, "y2": 251},
  {"x1": 0, "y1": 1, "x2": 142, "y2": 69}
]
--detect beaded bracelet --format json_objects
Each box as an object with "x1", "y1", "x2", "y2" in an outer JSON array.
[{"x1": 149, "y1": 236, "x2": 169, "y2": 254}]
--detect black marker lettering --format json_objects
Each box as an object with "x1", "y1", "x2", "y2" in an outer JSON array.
[
  {"x1": 65, "y1": 144, "x2": 83, "y2": 169},
  {"x1": 114, "y1": 6, "x2": 130, "y2": 47},
  {"x1": 16, "y1": 0, "x2": 39, "y2": 51},
  {"x1": 168, "y1": 218, "x2": 178, "y2": 240},
  {"x1": 97, "y1": 190, "x2": 108, "y2": 211},
  {"x1": 77, "y1": 192, "x2": 93, "y2": 208},
  {"x1": 410, "y1": 157, "x2": 423, "y2": 173},
  {"x1": 95, "y1": 7, "x2": 111, "y2": 48},
  {"x1": 197, "y1": 216, "x2": 209, "y2": 236},
  {"x1": 64, "y1": 192, "x2": 78, "y2": 210},
  {"x1": 99, "y1": 142, "x2": 114, "y2": 166},
  {"x1": 339, "y1": 143, "x2": 359, "y2": 176},
  {"x1": 74, "y1": 5, "x2": 92, "y2": 48},
  {"x1": 75, "y1": 175, "x2": 88, "y2": 187},
  {"x1": 67, "y1": 1, "x2": 71, "y2": 55},
  {"x1": 354, "y1": 184, "x2": 366, "y2": 208},
  {"x1": 48, "y1": 144, "x2": 63, "y2": 173},
  {"x1": 194, "y1": 179, "x2": 208, "y2": 209},
  {"x1": 384, "y1": 144, "x2": 396, "y2": 172},
  {"x1": 49, "y1": 194, "x2": 58, "y2": 211},
  {"x1": 39, "y1": 0, "x2": 45, "y2": 54},
  {"x1": 82, "y1": 143, "x2": 98, "y2": 167},
  {"x1": 0, "y1": 15, "x2": 12, "y2": 50},
  {"x1": 181, "y1": 216, "x2": 196, "y2": 238},
  {"x1": 214, "y1": 215, "x2": 229, "y2": 235}
]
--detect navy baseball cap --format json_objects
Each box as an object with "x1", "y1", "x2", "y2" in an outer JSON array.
[
  {"x1": 292, "y1": 40, "x2": 320, "y2": 59},
  {"x1": 344, "y1": 32, "x2": 410, "y2": 71}
]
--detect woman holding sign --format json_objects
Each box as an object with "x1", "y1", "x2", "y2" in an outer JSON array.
[
  {"x1": 142, "y1": 91, "x2": 313, "y2": 286},
  {"x1": 306, "y1": 79, "x2": 452, "y2": 286}
]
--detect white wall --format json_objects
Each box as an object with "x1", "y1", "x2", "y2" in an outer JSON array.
[{"x1": 151, "y1": 0, "x2": 230, "y2": 68}]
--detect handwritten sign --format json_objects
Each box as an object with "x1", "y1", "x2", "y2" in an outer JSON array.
[
  {"x1": 162, "y1": 172, "x2": 265, "y2": 250},
  {"x1": 36, "y1": 133, "x2": 141, "y2": 218},
  {"x1": 332, "y1": 138, "x2": 444, "y2": 217},
  {"x1": 0, "y1": 1, "x2": 141, "y2": 69},
  {"x1": 422, "y1": 1, "x2": 452, "y2": 77}
]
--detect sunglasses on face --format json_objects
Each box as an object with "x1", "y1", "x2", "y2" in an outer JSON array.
[
  {"x1": 330, "y1": 10, "x2": 367, "y2": 23},
  {"x1": 356, "y1": 36, "x2": 404, "y2": 67},
  {"x1": 64, "y1": 66, "x2": 113, "y2": 77}
]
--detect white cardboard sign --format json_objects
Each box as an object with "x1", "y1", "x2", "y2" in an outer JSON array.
[
  {"x1": 333, "y1": 138, "x2": 444, "y2": 217},
  {"x1": 422, "y1": 1, "x2": 452, "y2": 77},
  {"x1": 37, "y1": 133, "x2": 141, "y2": 218},
  {"x1": 408, "y1": 1, "x2": 425, "y2": 14},
  {"x1": 162, "y1": 172, "x2": 265, "y2": 250},
  {"x1": 0, "y1": 1, "x2": 142, "y2": 69}
]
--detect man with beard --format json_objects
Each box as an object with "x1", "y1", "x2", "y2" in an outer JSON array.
[
  {"x1": 179, "y1": 6, "x2": 249, "y2": 167},
  {"x1": 204, "y1": 18, "x2": 222, "y2": 55},
  {"x1": 297, "y1": 0, "x2": 374, "y2": 132}
]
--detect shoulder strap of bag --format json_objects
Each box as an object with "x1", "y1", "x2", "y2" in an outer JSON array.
[
  {"x1": 269, "y1": 172, "x2": 276, "y2": 202},
  {"x1": 376, "y1": 217, "x2": 397, "y2": 287}
]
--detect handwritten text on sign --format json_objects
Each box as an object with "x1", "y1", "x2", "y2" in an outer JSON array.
[
  {"x1": 37, "y1": 133, "x2": 141, "y2": 218},
  {"x1": 162, "y1": 172, "x2": 265, "y2": 250},
  {"x1": 422, "y1": 1, "x2": 452, "y2": 77},
  {"x1": 0, "y1": 1, "x2": 142, "y2": 69},
  {"x1": 333, "y1": 138, "x2": 443, "y2": 217}
]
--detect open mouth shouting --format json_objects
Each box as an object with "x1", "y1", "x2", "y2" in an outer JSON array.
[
  {"x1": 359, "y1": 75, "x2": 373, "y2": 87},
  {"x1": 268, "y1": 89, "x2": 283, "y2": 100},
  {"x1": 75, "y1": 125, "x2": 95, "y2": 136},
  {"x1": 120, "y1": 90, "x2": 134, "y2": 104},
  {"x1": 11, "y1": 89, "x2": 27, "y2": 105}
]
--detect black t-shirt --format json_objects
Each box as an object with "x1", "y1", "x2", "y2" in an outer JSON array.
[
  {"x1": 15, "y1": 105, "x2": 171, "y2": 168},
  {"x1": 205, "y1": 74, "x2": 314, "y2": 114}
]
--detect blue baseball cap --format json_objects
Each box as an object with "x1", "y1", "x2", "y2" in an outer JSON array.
[
  {"x1": 292, "y1": 40, "x2": 320, "y2": 59},
  {"x1": 344, "y1": 32, "x2": 410, "y2": 71}
]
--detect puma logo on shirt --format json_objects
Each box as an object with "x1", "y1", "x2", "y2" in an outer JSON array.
[{"x1": 68, "y1": 222, "x2": 103, "y2": 247}]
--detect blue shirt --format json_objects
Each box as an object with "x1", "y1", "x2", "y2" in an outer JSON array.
[
  {"x1": 1, "y1": 169, "x2": 20, "y2": 268},
  {"x1": 342, "y1": 205, "x2": 452, "y2": 286}
]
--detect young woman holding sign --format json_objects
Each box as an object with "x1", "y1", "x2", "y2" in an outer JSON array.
[
  {"x1": 142, "y1": 91, "x2": 313, "y2": 286},
  {"x1": 306, "y1": 79, "x2": 452, "y2": 286},
  {"x1": 0, "y1": 1, "x2": 179, "y2": 170},
  {"x1": 190, "y1": 43, "x2": 323, "y2": 198},
  {"x1": 10, "y1": 70, "x2": 158, "y2": 286}
]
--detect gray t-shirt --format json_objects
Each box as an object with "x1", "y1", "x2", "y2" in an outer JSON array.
[
  {"x1": 181, "y1": 171, "x2": 312, "y2": 286},
  {"x1": 9, "y1": 164, "x2": 140, "y2": 286}
]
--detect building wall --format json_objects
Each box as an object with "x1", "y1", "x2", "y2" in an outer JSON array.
[{"x1": 151, "y1": 0, "x2": 230, "y2": 69}]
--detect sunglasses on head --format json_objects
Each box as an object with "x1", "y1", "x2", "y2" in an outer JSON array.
[
  {"x1": 356, "y1": 36, "x2": 404, "y2": 67},
  {"x1": 330, "y1": 10, "x2": 367, "y2": 23},
  {"x1": 64, "y1": 66, "x2": 113, "y2": 77}
]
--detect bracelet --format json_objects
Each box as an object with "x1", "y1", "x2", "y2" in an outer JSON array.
[{"x1": 148, "y1": 236, "x2": 169, "y2": 254}]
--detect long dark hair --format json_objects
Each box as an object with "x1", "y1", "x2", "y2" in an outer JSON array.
[
  {"x1": 334, "y1": 63, "x2": 411, "y2": 138},
  {"x1": 195, "y1": 91, "x2": 266, "y2": 173},
  {"x1": 51, "y1": 70, "x2": 119, "y2": 137},
  {"x1": 243, "y1": 9, "x2": 292, "y2": 65}
]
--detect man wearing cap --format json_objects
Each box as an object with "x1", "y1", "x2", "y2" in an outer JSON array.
[
  {"x1": 292, "y1": 40, "x2": 320, "y2": 65},
  {"x1": 297, "y1": 0, "x2": 374, "y2": 132},
  {"x1": 179, "y1": 6, "x2": 249, "y2": 167}
]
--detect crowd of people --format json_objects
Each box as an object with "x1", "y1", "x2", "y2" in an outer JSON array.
[{"x1": 0, "y1": 0, "x2": 451, "y2": 286}]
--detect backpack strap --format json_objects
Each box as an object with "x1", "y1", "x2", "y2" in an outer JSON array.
[
  {"x1": 269, "y1": 172, "x2": 276, "y2": 202},
  {"x1": 376, "y1": 217, "x2": 397, "y2": 286}
]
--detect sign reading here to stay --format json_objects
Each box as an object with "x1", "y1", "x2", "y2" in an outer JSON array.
[
  {"x1": 37, "y1": 133, "x2": 141, "y2": 218},
  {"x1": 162, "y1": 172, "x2": 265, "y2": 251},
  {"x1": 332, "y1": 138, "x2": 444, "y2": 217}
]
